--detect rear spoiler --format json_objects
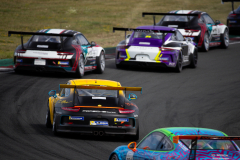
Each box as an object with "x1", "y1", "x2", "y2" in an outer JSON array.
[
  {"x1": 222, "y1": 0, "x2": 240, "y2": 13},
  {"x1": 173, "y1": 135, "x2": 240, "y2": 160},
  {"x1": 8, "y1": 31, "x2": 73, "y2": 50},
  {"x1": 59, "y1": 84, "x2": 142, "y2": 92},
  {"x1": 173, "y1": 135, "x2": 240, "y2": 144},
  {"x1": 142, "y1": 12, "x2": 199, "y2": 26},
  {"x1": 113, "y1": 27, "x2": 175, "y2": 45}
]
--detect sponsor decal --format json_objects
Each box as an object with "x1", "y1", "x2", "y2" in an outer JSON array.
[
  {"x1": 229, "y1": 20, "x2": 237, "y2": 23},
  {"x1": 134, "y1": 114, "x2": 138, "y2": 118},
  {"x1": 58, "y1": 61, "x2": 69, "y2": 65},
  {"x1": 92, "y1": 97, "x2": 106, "y2": 100},
  {"x1": 33, "y1": 52, "x2": 48, "y2": 55},
  {"x1": 90, "y1": 121, "x2": 108, "y2": 125},
  {"x1": 16, "y1": 59, "x2": 23, "y2": 63},
  {"x1": 139, "y1": 42, "x2": 150, "y2": 45},
  {"x1": 69, "y1": 116, "x2": 84, "y2": 120},
  {"x1": 183, "y1": 56, "x2": 188, "y2": 61},
  {"x1": 34, "y1": 59, "x2": 46, "y2": 65},
  {"x1": 37, "y1": 45, "x2": 48, "y2": 48},
  {"x1": 126, "y1": 150, "x2": 134, "y2": 160},
  {"x1": 169, "y1": 62, "x2": 175, "y2": 66},
  {"x1": 82, "y1": 110, "x2": 116, "y2": 114},
  {"x1": 114, "y1": 118, "x2": 129, "y2": 122},
  {"x1": 168, "y1": 25, "x2": 178, "y2": 28}
]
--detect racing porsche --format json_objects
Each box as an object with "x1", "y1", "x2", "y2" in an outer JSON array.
[
  {"x1": 142, "y1": 10, "x2": 229, "y2": 52},
  {"x1": 8, "y1": 29, "x2": 105, "y2": 77},
  {"x1": 113, "y1": 26, "x2": 198, "y2": 72},
  {"x1": 46, "y1": 79, "x2": 142, "y2": 140},
  {"x1": 109, "y1": 127, "x2": 240, "y2": 160},
  {"x1": 222, "y1": 0, "x2": 240, "y2": 34}
]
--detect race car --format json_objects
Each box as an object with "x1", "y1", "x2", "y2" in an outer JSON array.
[
  {"x1": 142, "y1": 10, "x2": 229, "y2": 52},
  {"x1": 222, "y1": 0, "x2": 240, "y2": 34},
  {"x1": 46, "y1": 79, "x2": 142, "y2": 140},
  {"x1": 8, "y1": 29, "x2": 105, "y2": 77},
  {"x1": 109, "y1": 127, "x2": 240, "y2": 160},
  {"x1": 113, "y1": 26, "x2": 198, "y2": 72}
]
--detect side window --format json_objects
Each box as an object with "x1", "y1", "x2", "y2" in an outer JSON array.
[
  {"x1": 137, "y1": 132, "x2": 164, "y2": 150},
  {"x1": 76, "y1": 34, "x2": 89, "y2": 45},
  {"x1": 203, "y1": 15, "x2": 214, "y2": 25},
  {"x1": 176, "y1": 31, "x2": 184, "y2": 41},
  {"x1": 60, "y1": 82, "x2": 71, "y2": 97},
  {"x1": 171, "y1": 33, "x2": 177, "y2": 41},
  {"x1": 156, "y1": 137, "x2": 174, "y2": 151},
  {"x1": 198, "y1": 16, "x2": 205, "y2": 23}
]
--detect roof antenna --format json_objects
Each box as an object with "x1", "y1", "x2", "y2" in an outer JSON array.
[{"x1": 197, "y1": 128, "x2": 200, "y2": 135}]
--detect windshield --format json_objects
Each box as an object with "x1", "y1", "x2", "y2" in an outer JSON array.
[
  {"x1": 32, "y1": 35, "x2": 67, "y2": 43},
  {"x1": 181, "y1": 139, "x2": 237, "y2": 151},
  {"x1": 133, "y1": 31, "x2": 163, "y2": 39},
  {"x1": 77, "y1": 89, "x2": 118, "y2": 98},
  {"x1": 163, "y1": 15, "x2": 194, "y2": 22}
]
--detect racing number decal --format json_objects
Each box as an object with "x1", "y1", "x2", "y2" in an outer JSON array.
[{"x1": 126, "y1": 150, "x2": 134, "y2": 160}]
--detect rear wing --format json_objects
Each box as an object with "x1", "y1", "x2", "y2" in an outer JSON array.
[
  {"x1": 142, "y1": 12, "x2": 199, "y2": 26},
  {"x1": 173, "y1": 135, "x2": 240, "y2": 144},
  {"x1": 173, "y1": 135, "x2": 240, "y2": 160},
  {"x1": 222, "y1": 0, "x2": 240, "y2": 13},
  {"x1": 8, "y1": 31, "x2": 73, "y2": 50},
  {"x1": 113, "y1": 27, "x2": 175, "y2": 45},
  {"x1": 59, "y1": 84, "x2": 142, "y2": 93}
]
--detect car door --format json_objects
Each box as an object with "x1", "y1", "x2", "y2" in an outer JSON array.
[
  {"x1": 128, "y1": 132, "x2": 174, "y2": 160},
  {"x1": 203, "y1": 14, "x2": 218, "y2": 41}
]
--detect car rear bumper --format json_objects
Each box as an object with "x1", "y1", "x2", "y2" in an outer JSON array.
[
  {"x1": 14, "y1": 64, "x2": 75, "y2": 73},
  {"x1": 117, "y1": 60, "x2": 176, "y2": 68}
]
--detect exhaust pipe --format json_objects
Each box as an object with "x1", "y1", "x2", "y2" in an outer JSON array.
[
  {"x1": 99, "y1": 131, "x2": 104, "y2": 136},
  {"x1": 94, "y1": 131, "x2": 98, "y2": 136}
]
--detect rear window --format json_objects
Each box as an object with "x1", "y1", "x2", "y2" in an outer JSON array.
[
  {"x1": 163, "y1": 15, "x2": 195, "y2": 22},
  {"x1": 32, "y1": 35, "x2": 67, "y2": 43},
  {"x1": 181, "y1": 139, "x2": 237, "y2": 151},
  {"x1": 133, "y1": 31, "x2": 163, "y2": 39}
]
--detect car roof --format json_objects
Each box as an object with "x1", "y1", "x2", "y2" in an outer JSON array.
[
  {"x1": 168, "y1": 10, "x2": 205, "y2": 15},
  {"x1": 69, "y1": 79, "x2": 122, "y2": 87},
  {"x1": 136, "y1": 25, "x2": 176, "y2": 31},
  {"x1": 37, "y1": 29, "x2": 80, "y2": 35},
  {"x1": 153, "y1": 127, "x2": 227, "y2": 138}
]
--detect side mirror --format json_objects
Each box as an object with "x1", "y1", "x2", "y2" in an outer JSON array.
[
  {"x1": 215, "y1": 20, "x2": 221, "y2": 25},
  {"x1": 128, "y1": 93, "x2": 137, "y2": 101},
  {"x1": 128, "y1": 142, "x2": 137, "y2": 152},
  {"x1": 48, "y1": 90, "x2": 57, "y2": 98},
  {"x1": 91, "y1": 41, "x2": 96, "y2": 47}
]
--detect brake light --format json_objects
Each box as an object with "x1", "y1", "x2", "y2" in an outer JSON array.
[
  {"x1": 118, "y1": 45, "x2": 130, "y2": 50},
  {"x1": 61, "y1": 107, "x2": 80, "y2": 112},
  {"x1": 57, "y1": 51, "x2": 74, "y2": 55},
  {"x1": 17, "y1": 50, "x2": 26, "y2": 54},
  {"x1": 229, "y1": 14, "x2": 237, "y2": 17},
  {"x1": 119, "y1": 109, "x2": 135, "y2": 114},
  {"x1": 159, "y1": 47, "x2": 175, "y2": 51}
]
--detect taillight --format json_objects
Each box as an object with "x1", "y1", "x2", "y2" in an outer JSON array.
[
  {"x1": 17, "y1": 50, "x2": 26, "y2": 54},
  {"x1": 119, "y1": 109, "x2": 135, "y2": 114},
  {"x1": 229, "y1": 14, "x2": 237, "y2": 17},
  {"x1": 118, "y1": 45, "x2": 130, "y2": 50},
  {"x1": 159, "y1": 47, "x2": 175, "y2": 51},
  {"x1": 61, "y1": 107, "x2": 80, "y2": 112},
  {"x1": 57, "y1": 51, "x2": 74, "y2": 56}
]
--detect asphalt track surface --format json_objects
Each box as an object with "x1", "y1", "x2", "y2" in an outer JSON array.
[{"x1": 1, "y1": 43, "x2": 240, "y2": 160}]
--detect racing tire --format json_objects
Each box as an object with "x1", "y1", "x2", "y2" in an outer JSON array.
[
  {"x1": 220, "y1": 29, "x2": 229, "y2": 49},
  {"x1": 110, "y1": 154, "x2": 119, "y2": 160},
  {"x1": 75, "y1": 54, "x2": 84, "y2": 78},
  {"x1": 95, "y1": 51, "x2": 105, "y2": 74},
  {"x1": 201, "y1": 32, "x2": 209, "y2": 52},
  {"x1": 45, "y1": 103, "x2": 52, "y2": 128},
  {"x1": 174, "y1": 52, "x2": 183, "y2": 73},
  {"x1": 189, "y1": 49, "x2": 198, "y2": 68},
  {"x1": 52, "y1": 111, "x2": 59, "y2": 136}
]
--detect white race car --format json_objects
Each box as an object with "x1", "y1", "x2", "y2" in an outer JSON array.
[{"x1": 113, "y1": 26, "x2": 198, "y2": 72}]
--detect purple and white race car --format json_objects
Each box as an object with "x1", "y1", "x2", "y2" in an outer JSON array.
[{"x1": 113, "y1": 26, "x2": 198, "y2": 72}]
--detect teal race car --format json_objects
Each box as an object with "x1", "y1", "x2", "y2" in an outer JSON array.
[{"x1": 109, "y1": 127, "x2": 240, "y2": 160}]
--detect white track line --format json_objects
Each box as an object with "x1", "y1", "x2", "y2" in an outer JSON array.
[{"x1": 229, "y1": 41, "x2": 240, "y2": 45}]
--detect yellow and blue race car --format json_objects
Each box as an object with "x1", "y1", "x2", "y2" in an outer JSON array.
[{"x1": 46, "y1": 79, "x2": 142, "y2": 140}]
